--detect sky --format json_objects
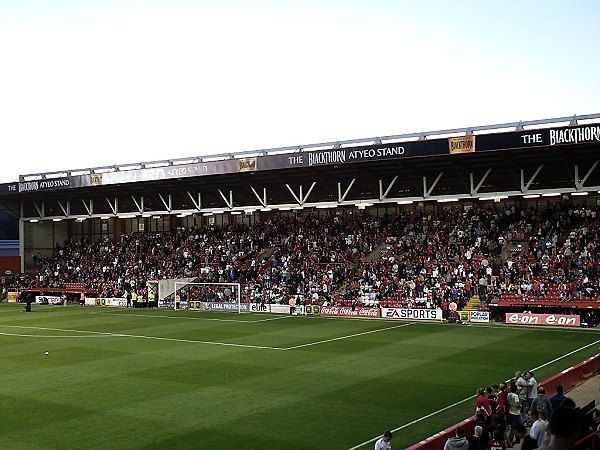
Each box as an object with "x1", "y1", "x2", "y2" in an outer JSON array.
[{"x1": 1, "y1": 0, "x2": 599, "y2": 183}]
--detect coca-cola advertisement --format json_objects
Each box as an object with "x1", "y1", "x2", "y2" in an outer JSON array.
[
  {"x1": 505, "y1": 313, "x2": 581, "y2": 328},
  {"x1": 320, "y1": 306, "x2": 381, "y2": 318}
]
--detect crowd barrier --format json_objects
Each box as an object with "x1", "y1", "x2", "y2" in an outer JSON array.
[
  {"x1": 541, "y1": 354, "x2": 600, "y2": 401},
  {"x1": 405, "y1": 354, "x2": 599, "y2": 450},
  {"x1": 575, "y1": 430, "x2": 599, "y2": 450}
]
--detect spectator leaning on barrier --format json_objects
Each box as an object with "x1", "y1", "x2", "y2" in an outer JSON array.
[
  {"x1": 525, "y1": 371, "x2": 538, "y2": 409},
  {"x1": 476, "y1": 387, "x2": 492, "y2": 419}
]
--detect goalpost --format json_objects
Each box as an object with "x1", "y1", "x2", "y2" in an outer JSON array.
[{"x1": 172, "y1": 281, "x2": 243, "y2": 314}]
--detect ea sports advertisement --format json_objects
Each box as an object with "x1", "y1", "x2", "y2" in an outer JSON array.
[{"x1": 380, "y1": 308, "x2": 443, "y2": 321}]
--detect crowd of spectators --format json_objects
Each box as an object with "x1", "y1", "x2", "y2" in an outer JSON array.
[
  {"x1": 451, "y1": 372, "x2": 598, "y2": 450},
  {"x1": 5, "y1": 205, "x2": 600, "y2": 315}
]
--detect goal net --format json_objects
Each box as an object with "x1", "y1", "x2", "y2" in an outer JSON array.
[{"x1": 172, "y1": 281, "x2": 243, "y2": 313}]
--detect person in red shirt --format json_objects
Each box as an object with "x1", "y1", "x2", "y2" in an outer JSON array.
[
  {"x1": 495, "y1": 383, "x2": 507, "y2": 419},
  {"x1": 476, "y1": 388, "x2": 492, "y2": 418},
  {"x1": 486, "y1": 430, "x2": 507, "y2": 450}
]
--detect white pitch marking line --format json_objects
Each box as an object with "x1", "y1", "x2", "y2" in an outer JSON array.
[
  {"x1": 88, "y1": 311, "x2": 291, "y2": 324},
  {"x1": 282, "y1": 323, "x2": 413, "y2": 350},
  {"x1": 347, "y1": 337, "x2": 600, "y2": 450},
  {"x1": 251, "y1": 315, "x2": 293, "y2": 322},
  {"x1": 471, "y1": 322, "x2": 599, "y2": 335},
  {"x1": 0, "y1": 332, "x2": 111, "y2": 338},
  {"x1": 0, "y1": 324, "x2": 283, "y2": 350},
  {"x1": 0, "y1": 322, "x2": 414, "y2": 351}
]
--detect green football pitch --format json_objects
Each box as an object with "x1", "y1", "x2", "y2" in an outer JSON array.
[{"x1": 0, "y1": 304, "x2": 598, "y2": 450}]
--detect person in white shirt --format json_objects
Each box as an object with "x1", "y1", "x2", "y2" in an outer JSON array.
[
  {"x1": 526, "y1": 371, "x2": 538, "y2": 410},
  {"x1": 529, "y1": 409, "x2": 548, "y2": 448},
  {"x1": 374, "y1": 430, "x2": 393, "y2": 450}
]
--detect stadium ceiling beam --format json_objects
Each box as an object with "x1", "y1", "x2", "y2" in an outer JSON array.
[
  {"x1": 520, "y1": 165, "x2": 544, "y2": 193},
  {"x1": 286, "y1": 182, "x2": 316, "y2": 206},
  {"x1": 378, "y1": 176, "x2": 398, "y2": 201},
  {"x1": 0, "y1": 199, "x2": 20, "y2": 218},
  {"x1": 422, "y1": 172, "x2": 444, "y2": 198},
  {"x1": 81, "y1": 199, "x2": 93, "y2": 216},
  {"x1": 337, "y1": 179, "x2": 356, "y2": 202},
  {"x1": 106, "y1": 197, "x2": 118, "y2": 216},
  {"x1": 250, "y1": 187, "x2": 267, "y2": 207},
  {"x1": 186, "y1": 191, "x2": 202, "y2": 210},
  {"x1": 33, "y1": 201, "x2": 45, "y2": 218},
  {"x1": 575, "y1": 161, "x2": 599, "y2": 190},
  {"x1": 131, "y1": 195, "x2": 144, "y2": 214},
  {"x1": 470, "y1": 169, "x2": 492, "y2": 196},
  {"x1": 218, "y1": 189, "x2": 233, "y2": 209},
  {"x1": 57, "y1": 200, "x2": 70, "y2": 217},
  {"x1": 158, "y1": 193, "x2": 172, "y2": 212}
]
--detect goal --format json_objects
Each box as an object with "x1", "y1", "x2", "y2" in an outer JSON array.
[{"x1": 172, "y1": 281, "x2": 243, "y2": 313}]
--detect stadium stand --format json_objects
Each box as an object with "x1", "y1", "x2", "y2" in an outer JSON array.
[{"x1": 5, "y1": 204, "x2": 600, "y2": 326}]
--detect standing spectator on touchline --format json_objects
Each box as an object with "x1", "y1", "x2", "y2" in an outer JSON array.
[
  {"x1": 507, "y1": 384, "x2": 521, "y2": 445},
  {"x1": 374, "y1": 430, "x2": 393, "y2": 450},
  {"x1": 526, "y1": 371, "x2": 538, "y2": 410},
  {"x1": 515, "y1": 371, "x2": 528, "y2": 423},
  {"x1": 476, "y1": 388, "x2": 492, "y2": 418},
  {"x1": 530, "y1": 385, "x2": 552, "y2": 419}
]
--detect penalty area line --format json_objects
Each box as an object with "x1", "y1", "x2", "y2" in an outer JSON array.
[
  {"x1": 0, "y1": 331, "x2": 111, "y2": 338},
  {"x1": 0, "y1": 324, "x2": 282, "y2": 350},
  {"x1": 347, "y1": 337, "x2": 600, "y2": 450},
  {"x1": 283, "y1": 323, "x2": 413, "y2": 350}
]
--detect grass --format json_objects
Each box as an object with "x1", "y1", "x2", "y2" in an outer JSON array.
[{"x1": 0, "y1": 303, "x2": 598, "y2": 450}]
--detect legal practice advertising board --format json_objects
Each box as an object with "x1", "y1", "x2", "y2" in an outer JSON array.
[{"x1": 2, "y1": 122, "x2": 600, "y2": 195}]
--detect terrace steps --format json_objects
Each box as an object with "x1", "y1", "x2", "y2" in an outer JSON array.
[{"x1": 463, "y1": 295, "x2": 482, "y2": 311}]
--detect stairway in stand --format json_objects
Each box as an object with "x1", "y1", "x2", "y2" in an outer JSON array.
[{"x1": 463, "y1": 295, "x2": 481, "y2": 311}]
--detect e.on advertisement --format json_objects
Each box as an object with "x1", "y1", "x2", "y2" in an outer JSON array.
[{"x1": 505, "y1": 312, "x2": 580, "y2": 328}]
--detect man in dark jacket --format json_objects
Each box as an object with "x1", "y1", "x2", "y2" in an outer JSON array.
[
  {"x1": 549, "y1": 385, "x2": 565, "y2": 412},
  {"x1": 24, "y1": 291, "x2": 33, "y2": 312}
]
